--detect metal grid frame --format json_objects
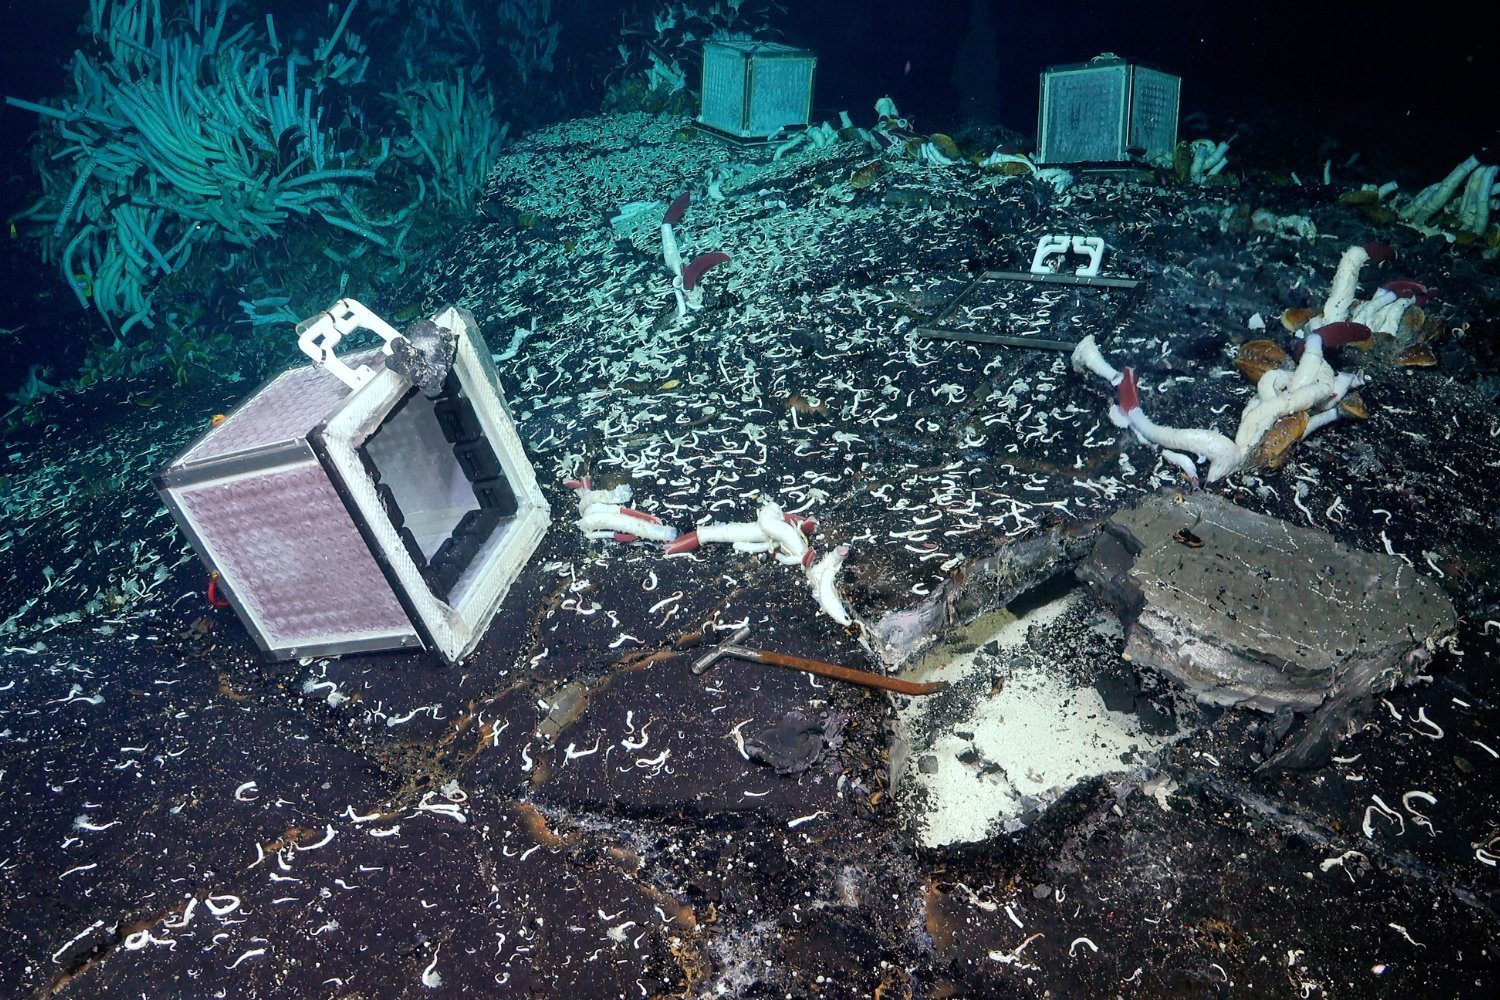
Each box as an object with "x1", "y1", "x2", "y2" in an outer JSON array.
[{"x1": 913, "y1": 271, "x2": 1143, "y2": 352}]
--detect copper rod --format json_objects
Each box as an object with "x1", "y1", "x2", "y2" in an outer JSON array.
[{"x1": 728, "y1": 646, "x2": 944, "y2": 696}]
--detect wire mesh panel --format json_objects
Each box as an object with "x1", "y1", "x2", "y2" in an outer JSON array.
[
  {"x1": 699, "y1": 43, "x2": 748, "y2": 135},
  {"x1": 1039, "y1": 63, "x2": 1128, "y2": 163},
  {"x1": 1129, "y1": 67, "x2": 1181, "y2": 161},
  {"x1": 747, "y1": 53, "x2": 815, "y2": 136}
]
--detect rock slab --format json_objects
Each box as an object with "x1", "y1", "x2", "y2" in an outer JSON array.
[{"x1": 1078, "y1": 491, "x2": 1455, "y2": 711}]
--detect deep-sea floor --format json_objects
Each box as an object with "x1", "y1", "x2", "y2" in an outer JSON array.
[{"x1": 2, "y1": 112, "x2": 1498, "y2": 998}]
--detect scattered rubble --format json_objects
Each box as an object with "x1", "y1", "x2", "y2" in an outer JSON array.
[
  {"x1": 745, "y1": 710, "x2": 847, "y2": 776},
  {"x1": 896, "y1": 586, "x2": 1191, "y2": 846}
]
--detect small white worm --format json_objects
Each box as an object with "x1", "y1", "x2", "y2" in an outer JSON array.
[
  {"x1": 1363, "y1": 796, "x2": 1405, "y2": 838},
  {"x1": 293, "y1": 824, "x2": 336, "y2": 851},
  {"x1": 421, "y1": 944, "x2": 442, "y2": 988},
  {"x1": 1068, "y1": 937, "x2": 1098, "y2": 957},
  {"x1": 1402, "y1": 791, "x2": 1438, "y2": 836},
  {"x1": 1411, "y1": 707, "x2": 1443, "y2": 740},
  {"x1": 620, "y1": 720, "x2": 652, "y2": 751},
  {"x1": 227, "y1": 947, "x2": 265, "y2": 969},
  {"x1": 1388, "y1": 923, "x2": 1425, "y2": 949},
  {"x1": 564, "y1": 737, "x2": 601, "y2": 760}
]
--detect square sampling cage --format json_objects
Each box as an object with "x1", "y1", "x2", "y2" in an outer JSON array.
[
  {"x1": 697, "y1": 39, "x2": 816, "y2": 141},
  {"x1": 1037, "y1": 53, "x2": 1180, "y2": 165},
  {"x1": 157, "y1": 300, "x2": 549, "y2": 665}
]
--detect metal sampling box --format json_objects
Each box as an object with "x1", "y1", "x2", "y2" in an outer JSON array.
[
  {"x1": 1037, "y1": 54, "x2": 1180, "y2": 165},
  {"x1": 697, "y1": 39, "x2": 816, "y2": 142},
  {"x1": 157, "y1": 300, "x2": 549, "y2": 664}
]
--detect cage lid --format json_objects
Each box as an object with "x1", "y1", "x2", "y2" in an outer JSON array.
[{"x1": 704, "y1": 39, "x2": 813, "y2": 59}]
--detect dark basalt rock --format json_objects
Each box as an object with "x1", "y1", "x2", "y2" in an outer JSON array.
[
  {"x1": 1078, "y1": 490, "x2": 1456, "y2": 712},
  {"x1": 746, "y1": 710, "x2": 848, "y2": 776},
  {"x1": 388, "y1": 316, "x2": 459, "y2": 397}
]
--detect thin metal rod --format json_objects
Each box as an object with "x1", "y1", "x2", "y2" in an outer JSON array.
[{"x1": 723, "y1": 645, "x2": 944, "y2": 696}]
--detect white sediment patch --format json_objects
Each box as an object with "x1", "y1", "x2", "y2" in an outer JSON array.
[{"x1": 898, "y1": 589, "x2": 1185, "y2": 848}]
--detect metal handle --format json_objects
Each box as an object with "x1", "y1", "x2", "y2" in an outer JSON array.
[
  {"x1": 743, "y1": 649, "x2": 945, "y2": 696},
  {"x1": 296, "y1": 298, "x2": 405, "y2": 391}
]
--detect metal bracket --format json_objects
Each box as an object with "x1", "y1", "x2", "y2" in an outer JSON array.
[
  {"x1": 1030, "y1": 233, "x2": 1106, "y2": 277},
  {"x1": 296, "y1": 298, "x2": 405, "y2": 392}
]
